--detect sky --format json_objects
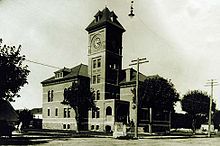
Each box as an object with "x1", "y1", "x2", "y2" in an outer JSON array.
[{"x1": 0, "y1": 0, "x2": 220, "y2": 112}]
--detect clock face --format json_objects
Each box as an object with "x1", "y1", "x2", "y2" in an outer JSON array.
[{"x1": 92, "y1": 35, "x2": 102, "y2": 49}]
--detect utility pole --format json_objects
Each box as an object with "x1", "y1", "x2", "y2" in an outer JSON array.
[
  {"x1": 129, "y1": 57, "x2": 149, "y2": 138},
  {"x1": 205, "y1": 79, "x2": 218, "y2": 137}
]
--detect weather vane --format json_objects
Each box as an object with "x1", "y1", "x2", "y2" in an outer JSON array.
[{"x1": 128, "y1": 0, "x2": 135, "y2": 18}]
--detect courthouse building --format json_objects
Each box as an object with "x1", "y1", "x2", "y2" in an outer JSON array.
[{"x1": 41, "y1": 7, "x2": 171, "y2": 132}]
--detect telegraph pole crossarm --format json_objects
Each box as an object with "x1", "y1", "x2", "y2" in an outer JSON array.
[{"x1": 129, "y1": 57, "x2": 149, "y2": 139}]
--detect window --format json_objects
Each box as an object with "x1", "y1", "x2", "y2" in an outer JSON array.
[
  {"x1": 106, "y1": 106, "x2": 112, "y2": 116},
  {"x1": 96, "y1": 125, "x2": 99, "y2": 130},
  {"x1": 113, "y1": 64, "x2": 117, "y2": 69},
  {"x1": 55, "y1": 108, "x2": 58, "y2": 116},
  {"x1": 63, "y1": 124, "x2": 66, "y2": 129},
  {"x1": 92, "y1": 75, "x2": 96, "y2": 84},
  {"x1": 64, "y1": 88, "x2": 68, "y2": 100},
  {"x1": 93, "y1": 59, "x2": 96, "y2": 68},
  {"x1": 92, "y1": 108, "x2": 100, "y2": 118},
  {"x1": 97, "y1": 75, "x2": 101, "y2": 83},
  {"x1": 67, "y1": 124, "x2": 70, "y2": 129},
  {"x1": 96, "y1": 110, "x2": 100, "y2": 118},
  {"x1": 91, "y1": 125, "x2": 94, "y2": 130},
  {"x1": 51, "y1": 90, "x2": 54, "y2": 102},
  {"x1": 92, "y1": 109, "x2": 95, "y2": 118},
  {"x1": 93, "y1": 58, "x2": 101, "y2": 69},
  {"x1": 48, "y1": 91, "x2": 51, "y2": 102},
  {"x1": 73, "y1": 80, "x2": 78, "y2": 85},
  {"x1": 64, "y1": 108, "x2": 67, "y2": 118},
  {"x1": 96, "y1": 90, "x2": 100, "y2": 100},
  {"x1": 110, "y1": 16, "x2": 113, "y2": 22},
  {"x1": 92, "y1": 75, "x2": 101, "y2": 84},
  {"x1": 56, "y1": 72, "x2": 63, "y2": 78},
  {"x1": 47, "y1": 109, "x2": 50, "y2": 116},
  {"x1": 67, "y1": 108, "x2": 71, "y2": 118},
  {"x1": 64, "y1": 108, "x2": 71, "y2": 118},
  {"x1": 48, "y1": 90, "x2": 54, "y2": 102},
  {"x1": 97, "y1": 59, "x2": 101, "y2": 67}
]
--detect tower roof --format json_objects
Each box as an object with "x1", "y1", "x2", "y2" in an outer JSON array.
[{"x1": 86, "y1": 7, "x2": 125, "y2": 33}]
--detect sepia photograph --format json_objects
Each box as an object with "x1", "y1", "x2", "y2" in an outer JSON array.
[{"x1": 0, "y1": 0, "x2": 220, "y2": 145}]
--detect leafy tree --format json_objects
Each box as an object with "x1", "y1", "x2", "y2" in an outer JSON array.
[
  {"x1": 181, "y1": 90, "x2": 216, "y2": 133},
  {"x1": 213, "y1": 110, "x2": 220, "y2": 130},
  {"x1": 140, "y1": 75, "x2": 179, "y2": 111},
  {"x1": 61, "y1": 80, "x2": 96, "y2": 132},
  {"x1": 17, "y1": 109, "x2": 33, "y2": 130},
  {"x1": 0, "y1": 39, "x2": 30, "y2": 101}
]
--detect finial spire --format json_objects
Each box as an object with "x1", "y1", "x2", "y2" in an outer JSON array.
[{"x1": 105, "y1": 0, "x2": 107, "y2": 7}]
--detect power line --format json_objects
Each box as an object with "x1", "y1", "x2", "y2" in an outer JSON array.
[{"x1": 25, "y1": 59, "x2": 62, "y2": 69}]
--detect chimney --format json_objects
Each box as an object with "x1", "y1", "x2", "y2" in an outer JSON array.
[{"x1": 126, "y1": 69, "x2": 131, "y2": 82}]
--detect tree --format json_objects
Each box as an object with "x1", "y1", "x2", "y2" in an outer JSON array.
[
  {"x1": 181, "y1": 90, "x2": 216, "y2": 133},
  {"x1": 140, "y1": 75, "x2": 179, "y2": 111},
  {"x1": 17, "y1": 109, "x2": 33, "y2": 130},
  {"x1": 213, "y1": 110, "x2": 220, "y2": 130},
  {"x1": 61, "y1": 80, "x2": 96, "y2": 132},
  {"x1": 0, "y1": 39, "x2": 30, "y2": 101}
]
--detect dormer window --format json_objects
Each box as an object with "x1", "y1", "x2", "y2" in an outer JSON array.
[
  {"x1": 95, "y1": 11, "x2": 102, "y2": 22},
  {"x1": 55, "y1": 72, "x2": 63, "y2": 79},
  {"x1": 54, "y1": 67, "x2": 70, "y2": 79},
  {"x1": 95, "y1": 16, "x2": 99, "y2": 22},
  {"x1": 110, "y1": 16, "x2": 113, "y2": 22}
]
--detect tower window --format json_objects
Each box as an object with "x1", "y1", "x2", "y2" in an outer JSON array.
[
  {"x1": 97, "y1": 58, "x2": 101, "y2": 67},
  {"x1": 92, "y1": 76, "x2": 96, "y2": 84},
  {"x1": 93, "y1": 59, "x2": 96, "y2": 68},
  {"x1": 97, "y1": 75, "x2": 101, "y2": 83}
]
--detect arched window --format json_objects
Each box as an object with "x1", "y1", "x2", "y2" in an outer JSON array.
[{"x1": 106, "y1": 106, "x2": 112, "y2": 116}]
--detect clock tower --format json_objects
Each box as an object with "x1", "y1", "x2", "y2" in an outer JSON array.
[{"x1": 86, "y1": 7, "x2": 125, "y2": 131}]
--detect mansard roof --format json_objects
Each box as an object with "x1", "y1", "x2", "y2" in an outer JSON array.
[
  {"x1": 41, "y1": 64, "x2": 88, "y2": 85},
  {"x1": 86, "y1": 7, "x2": 125, "y2": 33}
]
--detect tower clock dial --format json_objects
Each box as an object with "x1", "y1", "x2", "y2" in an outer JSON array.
[{"x1": 92, "y1": 34, "x2": 102, "y2": 49}]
